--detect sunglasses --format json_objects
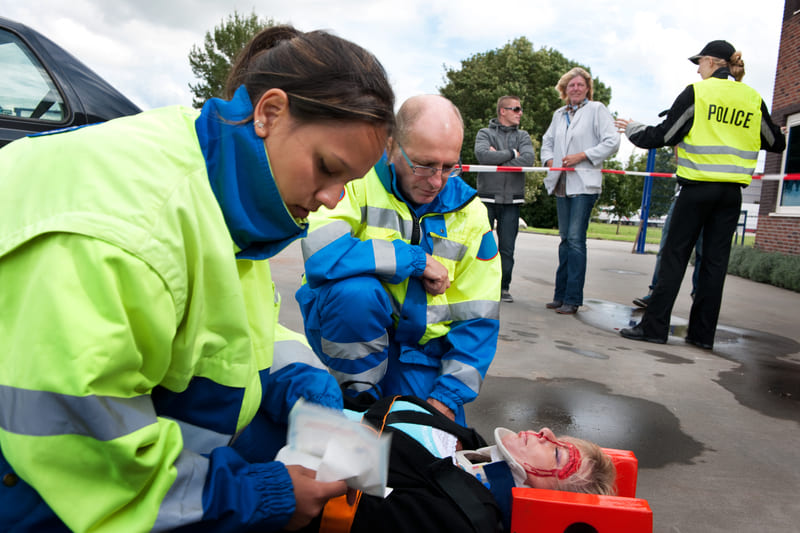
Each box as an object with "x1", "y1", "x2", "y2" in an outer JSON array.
[{"x1": 503, "y1": 106, "x2": 523, "y2": 113}]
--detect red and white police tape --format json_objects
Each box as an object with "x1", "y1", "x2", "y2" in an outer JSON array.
[{"x1": 457, "y1": 164, "x2": 800, "y2": 181}]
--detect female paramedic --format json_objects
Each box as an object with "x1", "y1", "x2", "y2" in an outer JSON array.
[{"x1": 0, "y1": 25, "x2": 394, "y2": 532}]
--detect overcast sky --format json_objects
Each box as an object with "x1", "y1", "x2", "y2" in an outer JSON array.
[{"x1": 3, "y1": 0, "x2": 787, "y2": 162}]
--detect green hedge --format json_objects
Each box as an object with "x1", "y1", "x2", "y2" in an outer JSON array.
[{"x1": 727, "y1": 247, "x2": 800, "y2": 292}]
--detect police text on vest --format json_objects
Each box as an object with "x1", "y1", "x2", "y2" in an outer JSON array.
[{"x1": 707, "y1": 105, "x2": 753, "y2": 128}]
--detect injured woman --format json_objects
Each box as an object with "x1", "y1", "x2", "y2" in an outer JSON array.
[{"x1": 288, "y1": 395, "x2": 617, "y2": 533}]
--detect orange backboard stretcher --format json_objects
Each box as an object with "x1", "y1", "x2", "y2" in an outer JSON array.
[{"x1": 510, "y1": 448, "x2": 653, "y2": 533}]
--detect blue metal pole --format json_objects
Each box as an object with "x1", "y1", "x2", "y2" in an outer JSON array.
[{"x1": 635, "y1": 149, "x2": 656, "y2": 253}]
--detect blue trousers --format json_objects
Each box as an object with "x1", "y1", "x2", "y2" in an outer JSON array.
[
  {"x1": 297, "y1": 276, "x2": 466, "y2": 424},
  {"x1": 554, "y1": 194, "x2": 598, "y2": 306}
]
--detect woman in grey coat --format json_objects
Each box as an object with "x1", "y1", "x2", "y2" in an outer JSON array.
[{"x1": 541, "y1": 67, "x2": 619, "y2": 314}]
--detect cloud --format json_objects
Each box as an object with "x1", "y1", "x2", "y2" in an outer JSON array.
[{"x1": 5, "y1": 0, "x2": 785, "y2": 162}]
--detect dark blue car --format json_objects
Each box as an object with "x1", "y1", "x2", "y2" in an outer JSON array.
[{"x1": 0, "y1": 17, "x2": 141, "y2": 147}]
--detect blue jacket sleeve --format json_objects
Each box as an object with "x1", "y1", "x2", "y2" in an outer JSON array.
[
  {"x1": 232, "y1": 327, "x2": 343, "y2": 463},
  {"x1": 301, "y1": 179, "x2": 427, "y2": 288},
  {"x1": 197, "y1": 447, "x2": 295, "y2": 532}
]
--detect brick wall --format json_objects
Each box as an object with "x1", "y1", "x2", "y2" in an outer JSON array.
[
  {"x1": 756, "y1": 1, "x2": 800, "y2": 255},
  {"x1": 755, "y1": 215, "x2": 800, "y2": 255}
]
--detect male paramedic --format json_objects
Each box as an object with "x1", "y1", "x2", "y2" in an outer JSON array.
[{"x1": 296, "y1": 94, "x2": 501, "y2": 425}]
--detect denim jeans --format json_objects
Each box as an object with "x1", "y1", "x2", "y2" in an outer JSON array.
[
  {"x1": 554, "y1": 194, "x2": 598, "y2": 305},
  {"x1": 485, "y1": 203, "x2": 520, "y2": 291}
]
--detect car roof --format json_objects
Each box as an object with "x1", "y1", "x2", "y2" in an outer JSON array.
[{"x1": 0, "y1": 16, "x2": 141, "y2": 127}]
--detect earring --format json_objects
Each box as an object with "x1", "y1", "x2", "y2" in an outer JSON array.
[{"x1": 255, "y1": 121, "x2": 264, "y2": 128}]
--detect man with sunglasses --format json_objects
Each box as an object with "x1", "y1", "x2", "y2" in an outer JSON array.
[
  {"x1": 474, "y1": 96, "x2": 536, "y2": 303},
  {"x1": 296, "y1": 95, "x2": 501, "y2": 425}
]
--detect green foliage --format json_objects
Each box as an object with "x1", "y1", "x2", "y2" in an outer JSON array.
[
  {"x1": 595, "y1": 147, "x2": 678, "y2": 234},
  {"x1": 521, "y1": 179, "x2": 557, "y2": 229},
  {"x1": 597, "y1": 156, "x2": 641, "y2": 233},
  {"x1": 727, "y1": 247, "x2": 800, "y2": 292},
  {"x1": 439, "y1": 37, "x2": 611, "y2": 166},
  {"x1": 526, "y1": 222, "x2": 663, "y2": 244},
  {"x1": 188, "y1": 11, "x2": 276, "y2": 109},
  {"x1": 624, "y1": 147, "x2": 677, "y2": 217},
  {"x1": 444, "y1": 37, "x2": 613, "y2": 231}
]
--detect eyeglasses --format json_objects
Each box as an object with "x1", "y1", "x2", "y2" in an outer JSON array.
[
  {"x1": 397, "y1": 143, "x2": 462, "y2": 178},
  {"x1": 503, "y1": 106, "x2": 523, "y2": 113}
]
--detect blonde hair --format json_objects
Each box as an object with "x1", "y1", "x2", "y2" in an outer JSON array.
[
  {"x1": 711, "y1": 51, "x2": 745, "y2": 82},
  {"x1": 555, "y1": 437, "x2": 617, "y2": 495},
  {"x1": 555, "y1": 67, "x2": 594, "y2": 101}
]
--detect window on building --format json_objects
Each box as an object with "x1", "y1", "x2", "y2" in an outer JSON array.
[{"x1": 778, "y1": 112, "x2": 800, "y2": 211}]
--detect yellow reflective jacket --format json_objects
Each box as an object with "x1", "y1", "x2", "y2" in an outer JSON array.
[{"x1": 676, "y1": 77, "x2": 763, "y2": 185}]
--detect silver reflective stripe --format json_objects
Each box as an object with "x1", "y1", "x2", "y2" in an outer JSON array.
[
  {"x1": 273, "y1": 339, "x2": 325, "y2": 372},
  {"x1": 302, "y1": 220, "x2": 352, "y2": 260},
  {"x1": 664, "y1": 105, "x2": 695, "y2": 142},
  {"x1": 441, "y1": 360, "x2": 482, "y2": 394},
  {"x1": 373, "y1": 239, "x2": 397, "y2": 278},
  {"x1": 152, "y1": 451, "x2": 207, "y2": 531},
  {"x1": 677, "y1": 142, "x2": 758, "y2": 160},
  {"x1": 427, "y1": 299, "x2": 500, "y2": 324},
  {"x1": 321, "y1": 332, "x2": 389, "y2": 361},
  {"x1": 328, "y1": 360, "x2": 389, "y2": 392},
  {"x1": 363, "y1": 206, "x2": 414, "y2": 239},
  {"x1": 676, "y1": 157, "x2": 755, "y2": 175},
  {"x1": 432, "y1": 236, "x2": 467, "y2": 262},
  {"x1": 164, "y1": 417, "x2": 232, "y2": 455},
  {"x1": 0, "y1": 384, "x2": 155, "y2": 440}
]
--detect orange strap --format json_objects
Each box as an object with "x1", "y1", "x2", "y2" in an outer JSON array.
[{"x1": 319, "y1": 491, "x2": 363, "y2": 533}]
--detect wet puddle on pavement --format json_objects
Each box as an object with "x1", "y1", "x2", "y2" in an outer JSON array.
[
  {"x1": 576, "y1": 299, "x2": 800, "y2": 423},
  {"x1": 466, "y1": 377, "x2": 707, "y2": 468}
]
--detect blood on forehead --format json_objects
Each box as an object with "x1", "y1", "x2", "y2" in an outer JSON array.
[{"x1": 519, "y1": 431, "x2": 582, "y2": 481}]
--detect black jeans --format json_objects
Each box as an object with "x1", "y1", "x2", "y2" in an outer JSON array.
[
  {"x1": 639, "y1": 181, "x2": 742, "y2": 346},
  {"x1": 485, "y1": 203, "x2": 520, "y2": 291}
]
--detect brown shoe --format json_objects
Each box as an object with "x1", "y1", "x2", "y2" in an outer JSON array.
[
  {"x1": 555, "y1": 304, "x2": 578, "y2": 314},
  {"x1": 545, "y1": 300, "x2": 563, "y2": 309}
]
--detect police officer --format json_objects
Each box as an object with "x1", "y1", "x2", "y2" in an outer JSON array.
[{"x1": 615, "y1": 39, "x2": 785, "y2": 349}]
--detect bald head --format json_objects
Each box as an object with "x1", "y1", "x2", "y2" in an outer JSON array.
[
  {"x1": 388, "y1": 95, "x2": 464, "y2": 205},
  {"x1": 393, "y1": 94, "x2": 464, "y2": 149}
]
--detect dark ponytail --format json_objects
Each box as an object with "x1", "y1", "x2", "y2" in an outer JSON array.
[{"x1": 225, "y1": 25, "x2": 394, "y2": 133}]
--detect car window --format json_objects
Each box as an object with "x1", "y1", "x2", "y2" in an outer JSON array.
[{"x1": 0, "y1": 29, "x2": 65, "y2": 122}]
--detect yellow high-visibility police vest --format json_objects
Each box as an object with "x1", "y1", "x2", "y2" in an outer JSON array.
[{"x1": 676, "y1": 77, "x2": 762, "y2": 185}]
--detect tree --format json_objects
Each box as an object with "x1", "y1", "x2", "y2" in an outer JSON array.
[
  {"x1": 188, "y1": 11, "x2": 276, "y2": 109},
  {"x1": 439, "y1": 37, "x2": 612, "y2": 178},
  {"x1": 597, "y1": 157, "x2": 641, "y2": 234},
  {"x1": 624, "y1": 147, "x2": 678, "y2": 217},
  {"x1": 439, "y1": 37, "x2": 612, "y2": 230}
]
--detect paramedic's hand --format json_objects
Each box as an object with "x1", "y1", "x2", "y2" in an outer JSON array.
[
  {"x1": 427, "y1": 398, "x2": 455, "y2": 421},
  {"x1": 284, "y1": 465, "x2": 347, "y2": 530},
  {"x1": 421, "y1": 254, "x2": 450, "y2": 295}
]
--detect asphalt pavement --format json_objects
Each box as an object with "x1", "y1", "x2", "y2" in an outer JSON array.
[{"x1": 270, "y1": 231, "x2": 800, "y2": 533}]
